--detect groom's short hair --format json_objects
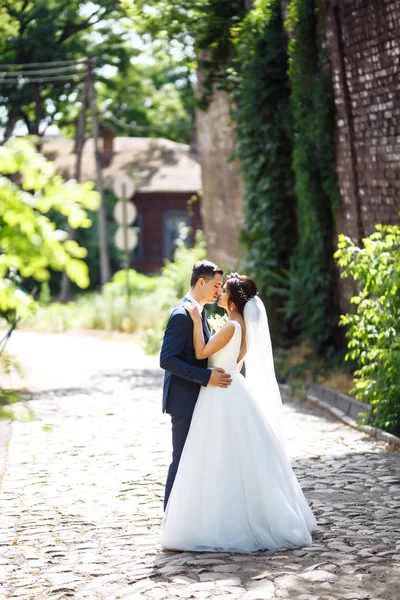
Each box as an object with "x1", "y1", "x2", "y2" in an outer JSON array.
[{"x1": 190, "y1": 260, "x2": 223, "y2": 288}]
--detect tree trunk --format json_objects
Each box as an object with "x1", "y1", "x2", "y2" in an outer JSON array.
[
  {"x1": 31, "y1": 82, "x2": 44, "y2": 136},
  {"x1": 2, "y1": 106, "x2": 19, "y2": 143}
]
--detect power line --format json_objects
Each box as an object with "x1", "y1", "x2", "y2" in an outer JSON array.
[
  {"x1": 0, "y1": 75, "x2": 85, "y2": 84},
  {"x1": 0, "y1": 58, "x2": 88, "y2": 69},
  {"x1": 0, "y1": 58, "x2": 90, "y2": 86},
  {"x1": 0, "y1": 64, "x2": 87, "y2": 77}
]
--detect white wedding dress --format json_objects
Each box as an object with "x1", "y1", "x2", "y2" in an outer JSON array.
[{"x1": 162, "y1": 319, "x2": 317, "y2": 552}]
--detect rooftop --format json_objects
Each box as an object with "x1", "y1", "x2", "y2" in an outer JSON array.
[{"x1": 42, "y1": 136, "x2": 202, "y2": 194}]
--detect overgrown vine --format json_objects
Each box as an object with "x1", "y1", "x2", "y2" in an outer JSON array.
[
  {"x1": 285, "y1": 0, "x2": 341, "y2": 352},
  {"x1": 233, "y1": 0, "x2": 297, "y2": 343},
  {"x1": 195, "y1": 0, "x2": 341, "y2": 350}
]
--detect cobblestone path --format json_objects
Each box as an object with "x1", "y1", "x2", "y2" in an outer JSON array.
[{"x1": 0, "y1": 332, "x2": 399, "y2": 600}]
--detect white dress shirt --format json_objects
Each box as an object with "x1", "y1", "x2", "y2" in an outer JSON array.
[{"x1": 185, "y1": 292, "x2": 204, "y2": 314}]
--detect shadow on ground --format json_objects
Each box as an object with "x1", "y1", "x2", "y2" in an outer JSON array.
[
  {"x1": 147, "y1": 447, "x2": 400, "y2": 600},
  {"x1": 15, "y1": 368, "x2": 165, "y2": 402}
]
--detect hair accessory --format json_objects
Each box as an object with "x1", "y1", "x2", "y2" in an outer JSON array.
[{"x1": 226, "y1": 272, "x2": 253, "y2": 303}]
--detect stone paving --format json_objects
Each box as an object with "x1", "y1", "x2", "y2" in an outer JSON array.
[{"x1": 0, "y1": 331, "x2": 399, "y2": 600}]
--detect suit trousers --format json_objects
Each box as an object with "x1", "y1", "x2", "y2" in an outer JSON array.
[{"x1": 164, "y1": 414, "x2": 192, "y2": 510}]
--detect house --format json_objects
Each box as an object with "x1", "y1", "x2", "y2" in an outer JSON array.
[{"x1": 42, "y1": 135, "x2": 203, "y2": 273}]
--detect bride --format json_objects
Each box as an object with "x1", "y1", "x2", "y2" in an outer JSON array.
[{"x1": 161, "y1": 273, "x2": 317, "y2": 552}]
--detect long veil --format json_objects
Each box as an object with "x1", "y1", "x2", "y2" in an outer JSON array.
[{"x1": 244, "y1": 296, "x2": 286, "y2": 448}]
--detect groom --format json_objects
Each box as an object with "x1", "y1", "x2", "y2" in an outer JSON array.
[{"x1": 160, "y1": 260, "x2": 232, "y2": 509}]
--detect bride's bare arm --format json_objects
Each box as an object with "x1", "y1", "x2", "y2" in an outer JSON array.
[{"x1": 184, "y1": 303, "x2": 235, "y2": 360}]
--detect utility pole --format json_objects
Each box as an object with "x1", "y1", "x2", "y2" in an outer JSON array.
[
  {"x1": 59, "y1": 74, "x2": 89, "y2": 302},
  {"x1": 88, "y1": 58, "x2": 111, "y2": 285}
]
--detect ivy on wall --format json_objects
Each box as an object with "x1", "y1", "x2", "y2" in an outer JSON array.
[
  {"x1": 285, "y1": 0, "x2": 341, "y2": 351},
  {"x1": 233, "y1": 0, "x2": 297, "y2": 343},
  {"x1": 194, "y1": 0, "x2": 341, "y2": 350}
]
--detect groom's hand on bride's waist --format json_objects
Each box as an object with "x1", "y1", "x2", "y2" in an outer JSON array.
[{"x1": 209, "y1": 368, "x2": 232, "y2": 388}]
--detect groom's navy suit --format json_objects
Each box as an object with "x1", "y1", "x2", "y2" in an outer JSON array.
[{"x1": 160, "y1": 296, "x2": 212, "y2": 508}]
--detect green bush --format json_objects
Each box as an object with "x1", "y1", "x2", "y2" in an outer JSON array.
[
  {"x1": 335, "y1": 224, "x2": 400, "y2": 435},
  {"x1": 159, "y1": 228, "x2": 207, "y2": 305},
  {"x1": 22, "y1": 291, "x2": 166, "y2": 336},
  {"x1": 143, "y1": 328, "x2": 163, "y2": 355},
  {"x1": 20, "y1": 228, "x2": 208, "y2": 354},
  {"x1": 103, "y1": 269, "x2": 158, "y2": 298}
]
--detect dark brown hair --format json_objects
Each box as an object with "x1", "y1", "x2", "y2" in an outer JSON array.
[
  {"x1": 225, "y1": 273, "x2": 258, "y2": 315},
  {"x1": 190, "y1": 260, "x2": 223, "y2": 288}
]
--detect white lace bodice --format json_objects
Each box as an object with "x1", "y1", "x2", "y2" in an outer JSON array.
[{"x1": 208, "y1": 321, "x2": 242, "y2": 373}]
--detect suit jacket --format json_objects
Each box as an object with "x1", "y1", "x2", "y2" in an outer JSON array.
[{"x1": 160, "y1": 296, "x2": 212, "y2": 416}]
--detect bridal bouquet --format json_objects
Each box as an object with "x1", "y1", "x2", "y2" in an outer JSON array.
[{"x1": 207, "y1": 314, "x2": 228, "y2": 333}]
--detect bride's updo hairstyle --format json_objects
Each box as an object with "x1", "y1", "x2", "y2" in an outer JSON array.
[{"x1": 225, "y1": 273, "x2": 258, "y2": 316}]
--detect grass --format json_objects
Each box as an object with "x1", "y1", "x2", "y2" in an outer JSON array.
[
  {"x1": 275, "y1": 341, "x2": 354, "y2": 397},
  {"x1": 18, "y1": 290, "x2": 169, "y2": 354},
  {"x1": 0, "y1": 352, "x2": 24, "y2": 421},
  {"x1": 0, "y1": 351, "x2": 34, "y2": 422},
  {"x1": 0, "y1": 405, "x2": 15, "y2": 421},
  {"x1": 317, "y1": 370, "x2": 353, "y2": 396},
  {"x1": 0, "y1": 390, "x2": 34, "y2": 422}
]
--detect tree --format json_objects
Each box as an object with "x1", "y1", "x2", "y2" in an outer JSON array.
[
  {"x1": 122, "y1": 0, "x2": 247, "y2": 106},
  {"x1": 0, "y1": 5, "x2": 18, "y2": 47},
  {"x1": 98, "y1": 43, "x2": 196, "y2": 144},
  {"x1": 0, "y1": 0, "x2": 130, "y2": 140},
  {"x1": 0, "y1": 138, "x2": 99, "y2": 321}
]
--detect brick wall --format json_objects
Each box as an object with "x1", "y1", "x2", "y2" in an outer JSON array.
[{"x1": 325, "y1": 0, "x2": 400, "y2": 243}]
